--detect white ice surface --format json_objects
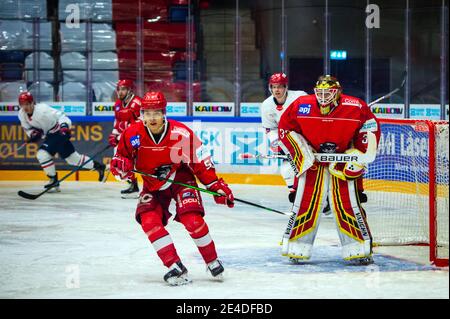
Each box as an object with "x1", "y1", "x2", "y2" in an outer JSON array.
[{"x1": 0, "y1": 181, "x2": 448, "y2": 299}]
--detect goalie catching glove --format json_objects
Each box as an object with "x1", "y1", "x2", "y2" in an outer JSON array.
[
  {"x1": 207, "y1": 178, "x2": 235, "y2": 208},
  {"x1": 329, "y1": 148, "x2": 366, "y2": 180},
  {"x1": 110, "y1": 154, "x2": 134, "y2": 181}
]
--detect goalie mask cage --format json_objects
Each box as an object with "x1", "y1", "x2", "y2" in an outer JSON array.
[{"x1": 365, "y1": 119, "x2": 449, "y2": 267}]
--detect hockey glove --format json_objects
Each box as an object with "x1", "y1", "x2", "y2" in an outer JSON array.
[
  {"x1": 110, "y1": 154, "x2": 134, "y2": 181},
  {"x1": 329, "y1": 149, "x2": 365, "y2": 180},
  {"x1": 59, "y1": 123, "x2": 71, "y2": 138},
  {"x1": 154, "y1": 165, "x2": 172, "y2": 181},
  {"x1": 28, "y1": 129, "x2": 43, "y2": 143},
  {"x1": 108, "y1": 133, "x2": 119, "y2": 147},
  {"x1": 207, "y1": 178, "x2": 234, "y2": 208}
]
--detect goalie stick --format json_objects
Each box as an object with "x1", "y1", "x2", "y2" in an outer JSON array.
[
  {"x1": 132, "y1": 169, "x2": 290, "y2": 216},
  {"x1": 367, "y1": 71, "x2": 407, "y2": 107},
  {"x1": 239, "y1": 131, "x2": 378, "y2": 164},
  {"x1": 18, "y1": 144, "x2": 111, "y2": 200}
]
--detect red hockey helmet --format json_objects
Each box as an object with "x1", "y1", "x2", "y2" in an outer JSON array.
[
  {"x1": 18, "y1": 91, "x2": 34, "y2": 105},
  {"x1": 141, "y1": 91, "x2": 167, "y2": 113},
  {"x1": 116, "y1": 79, "x2": 134, "y2": 89},
  {"x1": 269, "y1": 73, "x2": 288, "y2": 86}
]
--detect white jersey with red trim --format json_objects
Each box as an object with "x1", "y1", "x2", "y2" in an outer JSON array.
[
  {"x1": 261, "y1": 90, "x2": 307, "y2": 144},
  {"x1": 18, "y1": 103, "x2": 71, "y2": 137},
  {"x1": 261, "y1": 90, "x2": 308, "y2": 130}
]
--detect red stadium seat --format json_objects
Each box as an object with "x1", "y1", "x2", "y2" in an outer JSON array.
[{"x1": 112, "y1": 0, "x2": 168, "y2": 21}]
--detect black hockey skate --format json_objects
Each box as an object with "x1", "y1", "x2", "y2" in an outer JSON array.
[
  {"x1": 93, "y1": 161, "x2": 106, "y2": 182},
  {"x1": 207, "y1": 259, "x2": 225, "y2": 280},
  {"x1": 349, "y1": 256, "x2": 374, "y2": 266},
  {"x1": 120, "y1": 180, "x2": 139, "y2": 199},
  {"x1": 358, "y1": 190, "x2": 368, "y2": 203},
  {"x1": 288, "y1": 257, "x2": 308, "y2": 264},
  {"x1": 288, "y1": 189, "x2": 296, "y2": 203},
  {"x1": 163, "y1": 261, "x2": 192, "y2": 286},
  {"x1": 44, "y1": 174, "x2": 60, "y2": 192},
  {"x1": 322, "y1": 198, "x2": 332, "y2": 216}
]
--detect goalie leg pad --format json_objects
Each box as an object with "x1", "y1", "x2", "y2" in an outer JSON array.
[
  {"x1": 289, "y1": 165, "x2": 326, "y2": 241},
  {"x1": 283, "y1": 240, "x2": 313, "y2": 261},
  {"x1": 281, "y1": 166, "x2": 328, "y2": 260},
  {"x1": 341, "y1": 241, "x2": 373, "y2": 262},
  {"x1": 329, "y1": 176, "x2": 373, "y2": 261}
]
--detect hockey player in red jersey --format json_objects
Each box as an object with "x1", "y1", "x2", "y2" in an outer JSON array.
[
  {"x1": 278, "y1": 75, "x2": 380, "y2": 265},
  {"x1": 109, "y1": 91, "x2": 234, "y2": 286},
  {"x1": 109, "y1": 79, "x2": 142, "y2": 198}
]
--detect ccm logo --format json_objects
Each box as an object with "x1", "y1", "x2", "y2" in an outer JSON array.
[{"x1": 318, "y1": 155, "x2": 359, "y2": 162}]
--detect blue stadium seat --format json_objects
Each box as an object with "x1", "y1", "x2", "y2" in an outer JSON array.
[
  {"x1": 0, "y1": 63, "x2": 24, "y2": 81},
  {"x1": 0, "y1": 51, "x2": 25, "y2": 63}
]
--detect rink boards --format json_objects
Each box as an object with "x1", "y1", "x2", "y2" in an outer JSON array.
[{"x1": 1, "y1": 117, "x2": 446, "y2": 194}]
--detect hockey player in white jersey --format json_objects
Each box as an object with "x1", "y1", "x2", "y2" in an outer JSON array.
[
  {"x1": 18, "y1": 92, "x2": 106, "y2": 191},
  {"x1": 261, "y1": 73, "x2": 307, "y2": 203}
]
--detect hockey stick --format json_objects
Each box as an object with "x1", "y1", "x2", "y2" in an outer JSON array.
[
  {"x1": 0, "y1": 141, "x2": 28, "y2": 163},
  {"x1": 368, "y1": 71, "x2": 407, "y2": 107},
  {"x1": 239, "y1": 131, "x2": 378, "y2": 164},
  {"x1": 132, "y1": 169, "x2": 290, "y2": 216},
  {"x1": 239, "y1": 153, "x2": 288, "y2": 160},
  {"x1": 102, "y1": 164, "x2": 111, "y2": 183},
  {"x1": 18, "y1": 144, "x2": 111, "y2": 200}
]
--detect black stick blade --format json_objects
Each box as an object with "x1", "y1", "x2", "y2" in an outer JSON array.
[{"x1": 17, "y1": 190, "x2": 41, "y2": 200}]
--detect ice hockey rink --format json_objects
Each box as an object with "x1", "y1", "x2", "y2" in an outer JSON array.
[{"x1": 0, "y1": 181, "x2": 448, "y2": 299}]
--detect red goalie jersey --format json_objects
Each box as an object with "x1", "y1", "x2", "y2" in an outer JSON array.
[
  {"x1": 115, "y1": 119, "x2": 218, "y2": 191},
  {"x1": 278, "y1": 94, "x2": 381, "y2": 162}
]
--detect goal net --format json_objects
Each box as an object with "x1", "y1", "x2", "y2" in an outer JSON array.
[{"x1": 364, "y1": 119, "x2": 449, "y2": 266}]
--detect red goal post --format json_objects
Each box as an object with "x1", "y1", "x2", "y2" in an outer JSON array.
[{"x1": 364, "y1": 118, "x2": 449, "y2": 267}]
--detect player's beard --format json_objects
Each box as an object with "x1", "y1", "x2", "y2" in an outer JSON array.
[{"x1": 119, "y1": 90, "x2": 132, "y2": 102}]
